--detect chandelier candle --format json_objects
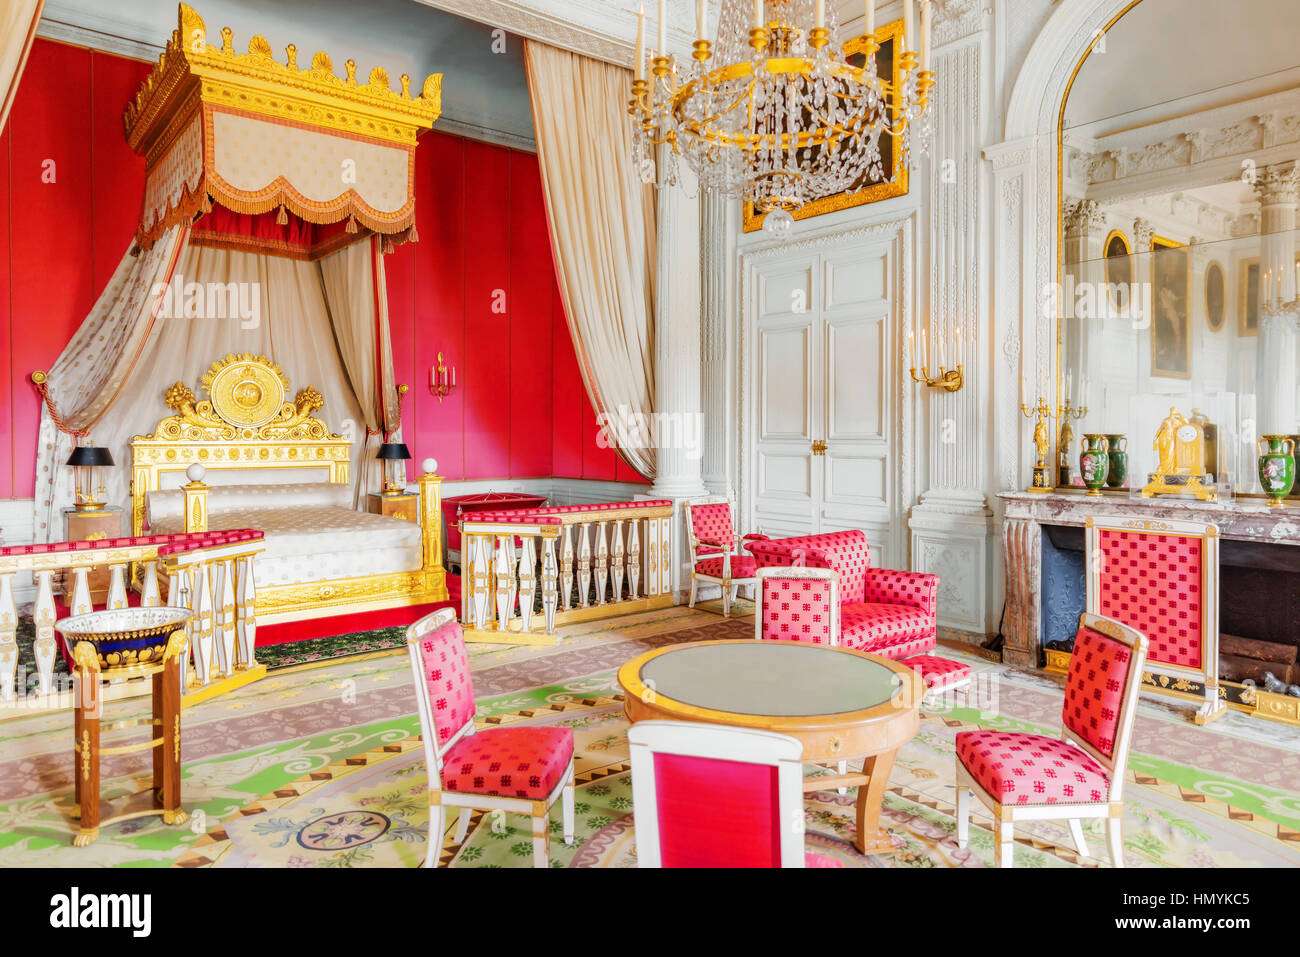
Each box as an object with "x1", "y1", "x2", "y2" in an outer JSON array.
[
  {"x1": 636, "y1": 6, "x2": 644, "y2": 80},
  {"x1": 866, "y1": 0, "x2": 874, "y2": 36}
]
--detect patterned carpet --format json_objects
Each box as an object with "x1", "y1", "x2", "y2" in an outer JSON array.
[{"x1": 0, "y1": 600, "x2": 1296, "y2": 868}]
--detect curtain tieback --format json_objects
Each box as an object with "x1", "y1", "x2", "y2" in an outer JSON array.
[{"x1": 30, "y1": 372, "x2": 89, "y2": 438}]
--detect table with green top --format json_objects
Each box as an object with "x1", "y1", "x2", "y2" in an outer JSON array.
[{"x1": 618, "y1": 639, "x2": 922, "y2": 856}]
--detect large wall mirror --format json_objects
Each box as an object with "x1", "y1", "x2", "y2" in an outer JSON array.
[{"x1": 1056, "y1": 0, "x2": 1300, "y2": 496}]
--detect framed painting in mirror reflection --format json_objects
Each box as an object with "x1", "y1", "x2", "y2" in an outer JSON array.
[
  {"x1": 1238, "y1": 257, "x2": 1259, "y2": 338},
  {"x1": 1104, "y1": 229, "x2": 1132, "y2": 312},
  {"x1": 1151, "y1": 236, "x2": 1190, "y2": 379},
  {"x1": 1204, "y1": 260, "x2": 1225, "y2": 332}
]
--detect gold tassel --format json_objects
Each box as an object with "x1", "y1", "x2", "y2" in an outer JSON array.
[
  {"x1": 408, "y1": 223, "x2": 419, "y2": 243},
  {"x1": 276, "y1": 204, "x2": 288, "y2": 225},
  {"x1": 345, "y1": 214, "x2": 358, "y2": 234},
  {"x1": 381, "y1": 236, "x2": 394, "y2": 254}
]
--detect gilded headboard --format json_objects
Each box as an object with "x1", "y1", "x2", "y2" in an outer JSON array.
[{"x1": 129, "y1": 354, "x2": 353, "y2": 535}]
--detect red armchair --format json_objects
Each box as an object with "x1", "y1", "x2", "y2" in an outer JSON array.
[
  {"x1": 684, "y1": 497, "x2": 770, "y2": 617},
  {"x1": 748, "y1": 530, "x2": 938, "y2": 659}
]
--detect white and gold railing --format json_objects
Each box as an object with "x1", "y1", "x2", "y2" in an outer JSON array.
[
  {"x1": 0, "y1": 531, "x2": 265, "y2": 712},
  {"x1": 460, "y1": 500, "x2": 675, "y2": 645}
]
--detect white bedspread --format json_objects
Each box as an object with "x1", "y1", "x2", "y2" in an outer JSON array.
[{"x1": 147, "y1": 484, "x2": 421, "y2": 587}]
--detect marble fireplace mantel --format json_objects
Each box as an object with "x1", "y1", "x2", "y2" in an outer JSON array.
[{"x1": 997, "y1": 491, "x2": 1300, "y2": 669}]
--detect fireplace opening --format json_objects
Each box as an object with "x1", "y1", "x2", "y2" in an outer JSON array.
[{"x1": 1036, "y1": 524, "x2": 1300, "y2": 685}]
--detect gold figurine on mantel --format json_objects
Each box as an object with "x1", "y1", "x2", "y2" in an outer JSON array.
[{"x1": 1140, "y1": 407, "x2": 1217, "y2": 502}]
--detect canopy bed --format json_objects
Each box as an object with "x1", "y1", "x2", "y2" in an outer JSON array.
[
  {"x1": 132, "y1": 354, "x2": 445, "y2": 624},
  {"x1": 29, "y1": 4, "x2": 448, "y2": 623}
]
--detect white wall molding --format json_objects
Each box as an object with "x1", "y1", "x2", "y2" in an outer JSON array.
[{"x1": 0, "y1": 500, "x2": 38, "y2": 606}]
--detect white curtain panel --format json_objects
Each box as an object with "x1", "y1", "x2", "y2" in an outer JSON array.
[
  {"x1": 34, "y1": 235, "x2": 389, "y2": 540},
  {"x1": 0, "y1": 0, "x2": 44, "y2": 135},
  {"x1": 319, "y1": 235, "x2": 401, "y2": 502},
  {"x1": 524, "y1": 40, "x2": 657, "y2": 478}
]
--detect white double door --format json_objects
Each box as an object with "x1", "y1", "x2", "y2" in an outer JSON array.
[{"x1": 747, "y1": 239, "x2": 900, "y2": 568}]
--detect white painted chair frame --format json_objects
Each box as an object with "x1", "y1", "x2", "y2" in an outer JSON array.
[
  {"x1": 628, "y1": 720, "x2": 807, "y2": 868},
  {"x1": 407, "y1": 607, "x2": 575, "y2": 868},
  {"x1": 955, "y1": 611, "x2": 1149, "y2": 868},
  {"x1": 1085, "y1": 515, "x2": 1223, "y2": 725},
  {"x1": 684, "y1": 496, "x2": 759, "y2": 618}
]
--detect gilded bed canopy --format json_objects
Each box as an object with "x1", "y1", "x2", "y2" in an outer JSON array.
[{"x1": 126, "y1": 2, "x2": 442, "y2": 259}]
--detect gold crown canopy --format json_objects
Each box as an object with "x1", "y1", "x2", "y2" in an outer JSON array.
[
  {"x1": 126, "y1": 3, "x2": 441, "y2": 152},
  {"x1": 126, "y1": 4, "x2": 443, "y2": 252}
]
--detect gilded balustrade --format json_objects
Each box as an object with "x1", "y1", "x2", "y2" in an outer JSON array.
[{"x1": 459, "y1": 501, "x2": 675, "y2": 645}]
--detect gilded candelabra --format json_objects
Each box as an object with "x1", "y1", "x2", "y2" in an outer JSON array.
[
  {"x1": 1020, "y1": 395, "x2": 1055, "y2": 492},
  {"x1": 910, "y1": 363, "x2": 964, "y2": 392},
  {"x1": 1056, "y1": 399, "x2": 1086, "y2": 485}
]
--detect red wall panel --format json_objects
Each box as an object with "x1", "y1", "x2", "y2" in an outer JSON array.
[
  {"x1": 0, "y1": 41, "x2": 648, "y2": 501},
  {"x1": 90, "y1": 52, "x2": 150, "y2": 293},
  {"x1": 9, "y1": 41, "x2": 94, "y2": 498},
  {"x1": 508, "y1": 152, "x2": 553, "y2": 477},
  {"x1": 412, "y1": 132, "x2": 465, "y2": 479},
  {"x1": 0, "y1": 125, "x2": 12, "y2": 499}
]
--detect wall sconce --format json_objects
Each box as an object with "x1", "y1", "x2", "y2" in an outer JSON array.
[
  {"x1": 67, "y1": 443, "x2": 115, "y2": 511},
  {"x1": 907, "y1": 321, "x2": 964, "y2": 392},
  {"x1": 430, "y1": 352, "x2": 457, "y2": 402}
]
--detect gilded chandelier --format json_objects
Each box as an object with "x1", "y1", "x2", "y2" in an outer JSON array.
[{"x1": 630, "y1": 0, "x2": 935, "y2": 237}]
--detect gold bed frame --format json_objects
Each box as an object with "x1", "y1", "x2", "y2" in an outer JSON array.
[{"x1": 130, "y1": 354, "x2": 447, "y2": 624}]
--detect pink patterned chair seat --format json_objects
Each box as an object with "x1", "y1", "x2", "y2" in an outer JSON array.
[
  {"x1": 693, "y1": 554, "x2": 758, "y2": 578},
  {"x1": 841, "y1": 603, "x2": 936, "y2": 658},
  {"x1": 805, "y1": 851, "x2": 842, "y2": 868},
  {"x1": 440, "y1": 726, "x2": 575, "y2": 800},
  {"x1": 900, "y1": 655, "x2": 971, "y2": 691},
  {"x1": 955, "y1": 730, "x2": 1111, "y2": 806}
]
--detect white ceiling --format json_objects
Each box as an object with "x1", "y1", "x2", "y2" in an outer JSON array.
[
  {"x1": 1065, "y1": 0, "x2": 1300, "y2": 136},
  {"x1": 41, "y1": 0, "x2": 534, "y2": 146}
]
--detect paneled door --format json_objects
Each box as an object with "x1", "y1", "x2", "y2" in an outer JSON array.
[{"x1": 747, "y1": 238, "x2": 899, "y2": 567}]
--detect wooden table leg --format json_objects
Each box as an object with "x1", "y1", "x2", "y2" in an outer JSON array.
[
  {"x1": 854, "y1": 748, "x2": 899, "y2": 856},
  {"x1": 74, "y1": 673, "x2": 101, "y2": 846},
  {"x1": 159, "y1": 660, "x2": 187, "y2": 826}
]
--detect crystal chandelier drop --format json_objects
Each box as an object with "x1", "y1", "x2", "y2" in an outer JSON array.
[{"x1": 630, "y1": 0, "x2": 935, "y2": 238}]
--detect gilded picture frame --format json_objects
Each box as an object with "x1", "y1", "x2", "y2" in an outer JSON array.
[
  {"x1": 1103, "y1": 229, "x2": 1132, "y2": 312},
  {"x1": 1150, "y1": 235, "x2": 1190, "y2": 379},
  {"x1": 1204, "y1": 260, "x2": 1225, "y2": 333},
  {"x1": 742, "y1": 17, "x2": 907, "y2": 233},
  {"x1": 1238, "y1": 257, "x2": 1260, "y2": 338}
]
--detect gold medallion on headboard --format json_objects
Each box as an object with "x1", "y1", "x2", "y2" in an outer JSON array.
[
  {"x1": 206, "y1": 355, "x2": 287, "y2": 429},
  {"x1": 130, "y1": 354, "x2": 352, "y2": 536}
]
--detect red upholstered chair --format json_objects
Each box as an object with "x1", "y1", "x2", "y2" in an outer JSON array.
[
  {"x1": 627, "y1": 720, "x2": 841, "y2": 868},
  {"x1": 749, "y1": 530, "x2": 938, "y2": 659},
  {"x1": 684, "y1": 497, "x2": 770, "y2": 617},
  {"x1": 753, "y1": 567, "x2": 841, "y2": 645},
  {"x1": 955, "y1": 612, "x2": 1148, "y2": 868},
  {"x1": 407, "y1": 607, "x2": 575, "y2": 868},
  {"x1": 1085, "y1": 516, "x2": 1222, "y2": 724}
]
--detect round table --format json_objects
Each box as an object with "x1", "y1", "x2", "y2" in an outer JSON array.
[{"x1": 618, "y1": 639, "x2": 921, "y2": 856}]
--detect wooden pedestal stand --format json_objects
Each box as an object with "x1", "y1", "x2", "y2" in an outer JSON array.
[{"x1": 69, "y1": 628, "x2": 188, "y2": 846}]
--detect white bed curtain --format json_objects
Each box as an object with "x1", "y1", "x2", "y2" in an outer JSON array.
[
  {"x1": 319, "y1": 235, "x2": 402, "y2": 502},
  {"x1": 0, "y1": 0, "x2": 44, "y2": 134},
  {"x1": 34, "y1": 234, "x2": 393, "y2": 540},
  {"x1": 524, "y1": 40, "x2": 657, "y2": 479}
]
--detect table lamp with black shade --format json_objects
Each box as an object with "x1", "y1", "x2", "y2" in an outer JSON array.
[
  {"x1": 67, "y1": 444, "x2": 115, "y2": 511},
  {"x1": 376, "y1": 441, "x2": 412, "y2": 494}
]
